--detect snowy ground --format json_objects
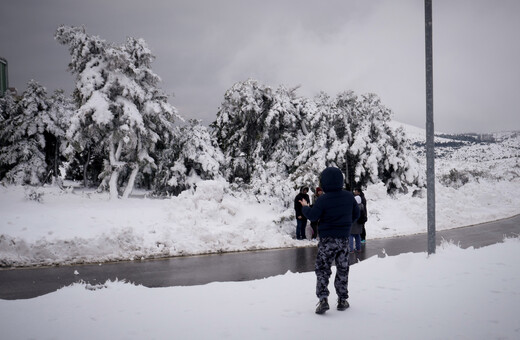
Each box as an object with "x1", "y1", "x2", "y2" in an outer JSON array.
[
  {"x1": 0, "y1": 123, "x2": 519, "y2": 339},
  {"x1": 0, "y1": 177, "x2": 519, "y2": 267},
  {"x1": 0, "y1": 123, "x2": 519, "y2": 267},
  {"x1": 1, "y1": 239, "x2": 519, "y2": 339}
]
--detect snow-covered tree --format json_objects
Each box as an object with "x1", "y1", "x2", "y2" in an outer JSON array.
[
  {"x1": 338, "y1": 93, "x2": 424, "y2": 192},
  {"x1": 290, "y1": 92, "x2": 341, "y2": 189},
  {"x1": 293, "y1": 91, "x2": 424, "y2": 193},
  {"x1": 0, "y1": 80, "x2": 49, "y2": 185},
  {"x1": 213, "y1": 79, "x2": 424, "y2": 203},
  {"x1": 378, "y1": 124, "x2": 424, "y2": 193},
  {"x1": 0, "y1": 90, "x2": 20, "y2": 179},
  {"x1": 212, "y1": 79, "x2": 273, "y2": 183},
  {"x1": 46, "y1": 89, "x2": 74, "y2": 183},
  {"x1": 0, "y1": 89, "x2": 19, "y2": 121},
  {"x1": 154, "y1": 120, "x2": 224, "y2": 195},
  {"x1": 55, "y1": 25, "x2": 180, "y2": 198},
  {"x1": 212, "y1": 80, "x2": 302, "y2": 186}
]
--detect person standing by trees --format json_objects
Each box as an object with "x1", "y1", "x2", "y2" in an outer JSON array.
[
  {"x1": 349, "y1": 195, "x2": 364, "y2": 253},
  {"x1": 307, "y1": 187, "x2": 323, "y2": 239},
  {"x1": 300, "y1": 167, "x2": 360, "y2": 314},
  {"x1": 354, "y1": 187, "x2": 368, "y2": 243},
  {"x1": 294, "y1": 186, "x2": 310, "y2": 240}
]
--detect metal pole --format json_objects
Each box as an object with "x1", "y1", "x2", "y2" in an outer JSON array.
[{"x1": 425, "y1": 0, "x2": 436, "y2": 254}]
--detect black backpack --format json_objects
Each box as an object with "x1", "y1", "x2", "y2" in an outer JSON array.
[{"x1": 357, "y1": 204, "x2": 368, "y2": 224}]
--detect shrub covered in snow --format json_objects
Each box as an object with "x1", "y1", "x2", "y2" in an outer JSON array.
[
  {"x1": 0, "y1": 81, "x2": 58, "y2": 185},
  {"x1": 153, "y1": 120, "x2": 225, "y2": 196},
  {"x1": 212, "y1": 79, "x2": 425, "y2": 206}
]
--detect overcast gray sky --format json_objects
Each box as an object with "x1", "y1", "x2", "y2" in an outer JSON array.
[{"x1": 2, "y1": 0, "x2": 519, "y2": 133}]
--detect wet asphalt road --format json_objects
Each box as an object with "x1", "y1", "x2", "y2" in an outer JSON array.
[{"x1": 0, "y1": 214, "x2": 518, "y2": 300}]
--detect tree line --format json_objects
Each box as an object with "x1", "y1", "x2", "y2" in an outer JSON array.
[{"x1": 0, "y1": 26, "x2": 424, "y2": 203}]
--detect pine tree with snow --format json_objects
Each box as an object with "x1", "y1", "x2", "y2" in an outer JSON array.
[
  {"x1": 213, "y1": 79, "x2": 424, "y2": 204},
  {"x1": 55, "y1": 26, "x2": 180, "y2": 198},
  {"x1": 0, "y1": 80, "x2": 49, "y2": 185},
  {"x1": 212, "y1": 80, "x2": 302, "y2": 187},
  {"x1": 248, "y1": 85, "x2": 302, "y2": 199},
  {"x1": 338, "y1": 93, "x2": 424, "y2": 192},
  {"x1": 212, "y1": 79, "x2": 273, "y2": 183},
  {"x1": 290, "y1": 92, "x2": 341, "y2": 189},
  {"x1": 154, "y1": 119, "x2": 224, "y2": 195},
  {"x1": 213, "y1": 81, "x2": 335, "y2": 201},
  {"x1": 46, "y1": 89, "x2": 74, "y2": 184},
  {"x1": 0, "y1": 89, "x2": 19, "y2": 121},
  {"x1": 293, "y1": 90, "x2": 424, "y2": 193},
  {"x1": 0, "y1": 90, "x2": 21, "y2": 179},
  {"x1": 0, "y1": 89, "x2": 20, "y2": 145}
]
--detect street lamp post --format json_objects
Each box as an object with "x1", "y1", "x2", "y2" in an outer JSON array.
[{"x1": 425, "y1": 0, "x2": 436, "y2": 254}]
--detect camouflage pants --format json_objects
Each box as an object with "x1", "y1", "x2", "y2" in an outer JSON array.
[{"x1": 315, "y1": 237, "x2": 350, "y2": 300}]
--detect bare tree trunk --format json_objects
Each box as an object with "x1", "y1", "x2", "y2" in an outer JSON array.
[
  {"x1": 109, "y1": 168, "x2": 120, "y2": 200},
  {"x1": 108, "y1": 137, "x2": 125, "y2": 199},
  {"x1": 83, "y1": 147, "x2": 91, "y2": 189},
  {"x1": 54, "y1": 138, "x2": 60, "y2": 181},
  {"x1": 300, "y1": 120, "x2": 309, "y2": 135},
  {"x1": 108, "y1": 138, "x2": 124, "y2": 200},
  {"x1": 122, "y1": 164, "x2": 139, "y2": 199}
]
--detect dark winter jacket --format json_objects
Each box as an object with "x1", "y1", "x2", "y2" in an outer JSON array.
[
  {"x1": 350, "y1": 203, "x2": 365, "y2": 235},
  {"x1": 357, "y1": 189, "x2": 368, "y2": 222},
  {"x1": 302, "y1": 167, "x2": 360, "y2": 238},
  {"x1": 294, "y1": 187, "x2": 310, "y2": 220}
]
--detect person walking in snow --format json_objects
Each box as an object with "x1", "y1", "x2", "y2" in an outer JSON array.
[
  {"x1": 294, "y1": 186, "x2": 310, "y2": 240},
  {"x1": 300, "y1": 167, "x2": 360, "y2": 314},
  {"x1": 349, "y1": 195, "x2": 364, "y2": 253},
  {"x1": 353, "y1": 187, "x2": 368, "y2": 243}
]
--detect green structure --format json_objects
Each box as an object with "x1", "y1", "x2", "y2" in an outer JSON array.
[{"x1": 0, "y1": 57, "x2": 8, "y2": 97}]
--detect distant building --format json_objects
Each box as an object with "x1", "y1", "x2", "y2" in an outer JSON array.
[{"x1": 0, "y1": 57, "x2": 8, "y2": 98}]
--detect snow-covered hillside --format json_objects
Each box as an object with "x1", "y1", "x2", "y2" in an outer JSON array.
[
  {"x1": 0, "y1": 122, "x2": 519, "y2": 267},
  {"x1": 391, "y1": 121, "x2": 520, "y2": 182}
]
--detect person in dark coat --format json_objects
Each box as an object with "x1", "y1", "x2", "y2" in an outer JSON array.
[
  {"x1": 349, "y1": 195, "x2": 364, "y2": 253},
  {"x1": 300, "y1": 167, "x2": 360, "y2": 314},
  {"x1": 354, "y1": 187, "x2": 368, "y2": 242},
  {"x1": 294, "y1": 186, "x2": 310, "y2": 240},
  {"x1": 308, "y1": 187, "x2": 323, "y2": 239}
]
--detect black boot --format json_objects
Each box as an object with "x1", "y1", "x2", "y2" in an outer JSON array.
[
  {"x1": 337, "y1": 298, "x2": 350, "y2": 311},
  {"x1": 315, "y1": 298, "x2": 330, "y2": 314}
]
